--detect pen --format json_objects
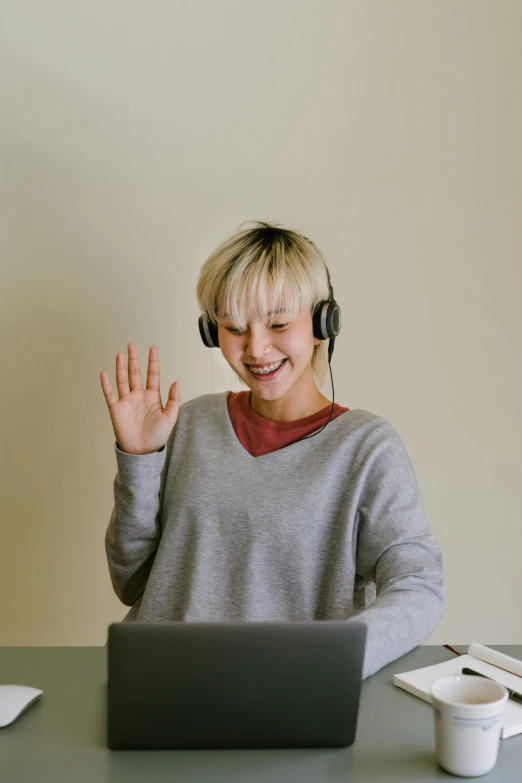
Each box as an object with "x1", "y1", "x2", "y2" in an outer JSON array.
[{"x1": 462, "y1": 667, "x2": 522, "y2": 705}]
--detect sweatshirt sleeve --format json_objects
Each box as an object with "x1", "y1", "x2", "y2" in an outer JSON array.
[
  {"x1": 105, "y1": 433, "x2": 174, "y2": 606},
  {"x1": 352, "y1": 419, "x2": 446, "y2": 679}
]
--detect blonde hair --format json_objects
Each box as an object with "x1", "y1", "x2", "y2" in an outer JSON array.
[{"x1": 196, "y1": 220, "x2": 332, "y2": 386}]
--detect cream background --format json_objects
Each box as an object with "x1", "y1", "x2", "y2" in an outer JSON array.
[{"x1": 1, "y1": 1, "x2": 520, "y2": 646}]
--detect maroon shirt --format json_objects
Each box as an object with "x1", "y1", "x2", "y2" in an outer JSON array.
[{"x1": 227, "y1": 391, "x2": 350, "y2": 457}]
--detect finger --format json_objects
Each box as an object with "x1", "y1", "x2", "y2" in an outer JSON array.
[
  {"x1": 127, "y1": 342, "x2": 143, "y2": 391},
  {"x1": 146, "y1": 345, "x2": 160, "y2": 392},
  {"x1": 163, "y1": 381, "x2": 180, "y2": 424},
  {"x1": 115, "y1": 350, "x2": 130, "y2": 398},
  {"x1": 100, "y1": 371, "x2": 118, "y2": 409}
]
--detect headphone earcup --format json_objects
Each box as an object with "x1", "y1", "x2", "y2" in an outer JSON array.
[
  {"x1": 198, "y1": 314, "x2": 220, "y2": 347},
  {"x1": 312, "y1": 300, "x2": 342, "y2": 341}
]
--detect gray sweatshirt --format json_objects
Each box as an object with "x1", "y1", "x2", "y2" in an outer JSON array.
[{"x1": 105, "y1": 391, "x2": 445, "y2": 678}]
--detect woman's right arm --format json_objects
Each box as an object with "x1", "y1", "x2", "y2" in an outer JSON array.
[
  {"x1": 100, "y1": 343, "x2": 180, "y2": 605},
  {"x1": 105, "y1": 436, "x2": 173, "y2": 605}
]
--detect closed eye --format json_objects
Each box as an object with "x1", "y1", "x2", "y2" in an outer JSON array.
[{"x1": 225, "y1": 323, "x2": 289, "y2": 334}]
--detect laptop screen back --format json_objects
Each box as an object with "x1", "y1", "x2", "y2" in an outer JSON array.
[{"x1": 107, "y1": 620, "x2": 367, "y2": 750}]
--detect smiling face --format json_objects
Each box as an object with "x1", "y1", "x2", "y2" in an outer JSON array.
[
  {"x1": 217, "y1": 308, "x2": 326, "y2": 420},
  {"x1": 196, "y1": 221, "x2": 333, "y2": 417}
]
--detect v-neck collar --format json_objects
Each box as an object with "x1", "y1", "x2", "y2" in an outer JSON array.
[{"x1": 223, "y1": 391, "x2": 348, "y2": 460}]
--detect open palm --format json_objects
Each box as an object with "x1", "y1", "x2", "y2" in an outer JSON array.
[{"x1": 100, "y1": 343, "x2": 179, "y2": 455}]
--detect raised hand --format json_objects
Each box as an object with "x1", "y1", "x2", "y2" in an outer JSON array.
[{"x1": 100, "y1": 343, "x2": 180, "y2": 455}]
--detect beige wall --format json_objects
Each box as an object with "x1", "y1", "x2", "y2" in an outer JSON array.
[{"x1": 1, "y1": 0, "x2": 520, "y2": 646}]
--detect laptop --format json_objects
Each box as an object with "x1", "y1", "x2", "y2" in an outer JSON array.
[{"x1": 107, "y1": 620, "x2": 367, "y2": 750}]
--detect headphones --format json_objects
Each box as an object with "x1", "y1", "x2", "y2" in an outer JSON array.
[
  {"x1": 198, "y1": 256, "x2": 341, "y2": 442},
  {"x1": 198, "y1": 259, "x2": 341, "y2": 362}
]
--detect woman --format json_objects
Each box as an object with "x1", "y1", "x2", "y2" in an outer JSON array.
[{"x1": 101, "y1": 220, "x2": 445, "y2": 678}]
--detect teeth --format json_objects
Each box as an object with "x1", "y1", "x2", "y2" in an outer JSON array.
[{"x1": 249, "y1": 360, "x2": 285, "y2": 375}]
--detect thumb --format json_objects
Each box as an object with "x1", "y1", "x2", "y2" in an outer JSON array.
[{"x1": 163, "y1": 381, "x2": 180, "y2": 425}]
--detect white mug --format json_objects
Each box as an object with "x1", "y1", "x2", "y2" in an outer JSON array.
[{"x1": 430, "y1": 674, "x2": 508, "y2": 777}]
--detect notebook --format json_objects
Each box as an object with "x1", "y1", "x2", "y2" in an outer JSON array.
[{"x1": 394, "y1": 643, "x2": 522, "y2": 739}]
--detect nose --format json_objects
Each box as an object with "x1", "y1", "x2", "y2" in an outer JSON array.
[{"x1": 244, "y1": 324, "x2": 273, "y2": 360}]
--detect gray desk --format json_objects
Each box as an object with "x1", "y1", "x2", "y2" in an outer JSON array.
[{"x1": 0, "y1": 645, "x2": 520, "y2": 782}]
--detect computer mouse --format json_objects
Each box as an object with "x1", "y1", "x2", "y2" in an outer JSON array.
[{"x1": 0, "y1": 684, "x2": 43, "y2": 727}]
